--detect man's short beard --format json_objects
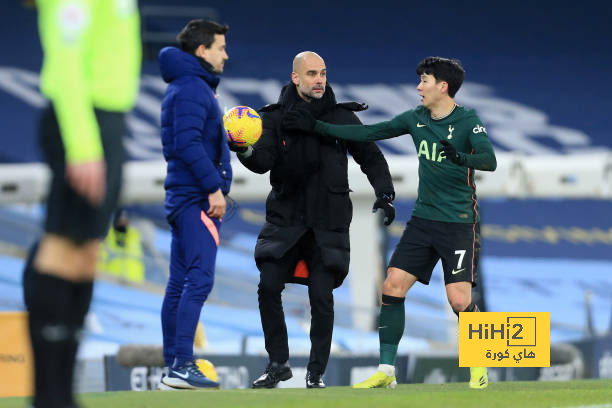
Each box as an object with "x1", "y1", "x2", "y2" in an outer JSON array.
[
  {"x1": 306, "y1": 87, "x2": 325, "y2": 99},
  {"x1": 296, "y1": 83, "x2": 325, "y2": 101}
]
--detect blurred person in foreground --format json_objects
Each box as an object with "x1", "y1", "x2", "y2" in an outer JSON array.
[
  {"x1": 23, "y1": 0, "x2": 141, "y2": 407},
  {"x1": 158, "y1": 19, "x2": 232, "y2": 390},
  {"x1": 233, "y1": 51, "x2": 395, "y2": 388},
  {"x1": 284, "y1": 56, "x2": 496, "y2": 389}
]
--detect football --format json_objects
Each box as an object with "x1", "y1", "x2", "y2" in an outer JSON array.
[
  {"x1": 223, "y1": 105, "x2": 262, "y2": 147},
  {"x1": 195, "y1": 358, "x2": 218, "y2": 382}
]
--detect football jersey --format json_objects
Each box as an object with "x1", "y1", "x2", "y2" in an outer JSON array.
[
  {"x1": 37, "y1": 0, "x2": 141, "y2": 163},
  {"x1": 314, "y1": 105, "x2": 496, "y2": 223}
]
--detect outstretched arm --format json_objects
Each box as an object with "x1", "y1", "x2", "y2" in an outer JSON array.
[
  {"x1": 283, "y1": 108, "x2": 412, "y2": 141},
  {"x1": 314, "y1": 114, "x2": 409, "y2": 141}
]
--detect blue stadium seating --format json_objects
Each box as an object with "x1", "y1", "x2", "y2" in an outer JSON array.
[{"x1": 0, "y1": 0, "x2": 610, "y2": 360}]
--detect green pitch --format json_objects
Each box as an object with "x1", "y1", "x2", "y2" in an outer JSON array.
[{"x1": 1, "y1": 380, "x2": 611, "y2": 408}]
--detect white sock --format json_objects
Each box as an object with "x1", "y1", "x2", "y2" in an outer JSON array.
[{"x1": 378, "y1": 364, "x2": 395, "y2": 377}]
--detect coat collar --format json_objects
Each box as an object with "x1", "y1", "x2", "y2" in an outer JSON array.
[{"x1": 158, "y1": 47, "x2": 220, "y2": 90}]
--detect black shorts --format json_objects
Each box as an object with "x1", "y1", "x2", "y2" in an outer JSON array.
[
  {"x1": 40, "y1": 105, "x2": 126, "y2": 244},
  {"x1": 388, "y1": 216, "x2": 480, "y2": 286}
]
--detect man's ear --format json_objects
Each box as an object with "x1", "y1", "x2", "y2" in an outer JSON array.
[
  {"x1": 439, "y1": 81, "x2": 449, "y2": 94},
  {"x1": 195, "y1": 44, "x2": 206, "y2": 59},
  {"x1": 291, "y1": 71, "x2": 299, "y2": 86}
]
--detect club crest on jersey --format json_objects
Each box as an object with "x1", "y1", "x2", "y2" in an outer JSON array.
[{"x1": 447, "y1": 125, "x2": 455, "y2": 140}]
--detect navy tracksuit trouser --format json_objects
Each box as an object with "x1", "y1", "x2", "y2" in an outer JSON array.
[{"x1": 161, "y1": 203, "x2": 221, "y2": 367}]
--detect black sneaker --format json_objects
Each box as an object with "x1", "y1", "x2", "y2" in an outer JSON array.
[
  {"x1": 306, "y1": 371, "x2": 326, "y2": 388},
  {"x1": 252, "y1": 361, "x2": 293, "y2": 388}
]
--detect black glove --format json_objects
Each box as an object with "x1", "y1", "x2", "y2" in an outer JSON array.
[
  {"x1": 372, "y1": 193, "x2": 395, "y2": 226},
  {"x1": 440, "y1": 140, "x2": 465, "y2": 165},
  {"x1": 228, "y1": 141, "x2": 248, "y2": 154},
  {"x1": 282, "y1": 107, "x2": 316, "y2": 132}
]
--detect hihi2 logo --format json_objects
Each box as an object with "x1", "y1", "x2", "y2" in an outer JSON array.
[{"x1": 459, "y1": 312, "x2": 550, "y2": 367}]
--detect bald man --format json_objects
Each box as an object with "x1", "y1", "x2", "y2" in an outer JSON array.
[
  {"x1": 292, "y1": 51, "x2": 326, "y2": 100},
  {"x1": 233, "y1": 51, "x2": 395, "y2": 388}
]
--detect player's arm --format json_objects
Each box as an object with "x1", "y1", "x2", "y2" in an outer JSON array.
[
  {"x1": 237, "y1": 111, "x2": 279, "y2": 174},
  {"x1": 173, "y1": 93, "x2": 223, "y2": 193},
  {"x1": 283, "y1": 109, "x2": 411, "y2": 141},
  {"x1": 343, "y1": 114, "x2": 395, "y2": 198},
  {"x1": 336, "y1": 110, "x2": 395, "y2": 225},
  {"x1": 464, "y1": 140, "x2": 497, "y2": 171},
  {"x1": 315, "y1": 113, "x2": 410, "y2": 141},
  {"x1": 39, "y1": 0, "x2": 105, "y2": 204},
  {"x1": 464, "y1": 121, "x2": 497, "y2": 171},
  {"x1": 441, "y1": 119, "x2": 496, "y2": 171},
  {"x1": 348, "y1": 138, "x2": 396, "y2": 225}
]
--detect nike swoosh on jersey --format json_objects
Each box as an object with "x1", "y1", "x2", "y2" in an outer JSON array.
[
  {"x1": 416, "y1": 122, "x2": 426, "y2": 127},
  {"x1": 451, "y1": 268, "x2": 465, "y2": 275}
]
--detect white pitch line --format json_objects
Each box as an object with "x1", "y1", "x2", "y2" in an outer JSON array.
[{"x1": 552, "y1": 404, "x2": 612, "y2": 408}]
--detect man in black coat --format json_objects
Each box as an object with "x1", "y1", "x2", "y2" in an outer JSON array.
[{"x1": 233, "y1": 51, "x2": 395, "y2": 388}]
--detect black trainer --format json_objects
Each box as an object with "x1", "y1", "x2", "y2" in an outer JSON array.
[
  {"x1": 252, "y1": 361, "x2": 293, "y2": 388},
  {"x1": 306, "y1": 371, "x2": 326, "y2": 388}
]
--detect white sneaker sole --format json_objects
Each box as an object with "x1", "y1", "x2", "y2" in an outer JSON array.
[
  {"x1": 158, "y1": 381, "x2": 180, "y2": 391},
  {"x1": 162, "y1": 376, "x2": 220, "y2": 390},
  {"x1": 388, "y1": 380, "x2": 397, "y2": 389},
  {"x1": 162, "y1": 376, "x2": 199, "y2": 389}
]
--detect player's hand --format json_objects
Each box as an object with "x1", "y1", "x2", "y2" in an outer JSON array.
[
  {"x1": 207, "y1": 188, "x2": 226, "y2": 219},
  {"x1": 282, "y1": 108, "x2": 316, "y2": 132},
  {"x1": 228, "y1": 141, "x2": 248, "y2": 154},
  {"x1": 65, "y1": 160, "x2": 106, "y2": 206},
  {"x1": 372, "y1": 193, "x2": 395, "y2": 226},
  {"x1": 440, "y1": 140, "x2": 466, "y2": 165}
]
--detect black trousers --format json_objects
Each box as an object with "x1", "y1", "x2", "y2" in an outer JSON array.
[{"x1": 257, "y1": 231, "x2": 335, "y2": 374}]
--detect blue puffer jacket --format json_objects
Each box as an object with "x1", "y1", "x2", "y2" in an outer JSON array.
[{"x1": 159, "y1": 47, "x2": 232, "y2": 221}]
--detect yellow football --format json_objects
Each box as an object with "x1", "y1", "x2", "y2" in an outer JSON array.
[
  {"x1": 223, "y1": 105, "x2": 262, "y2": 147},
  {"x1": 195, "y1": 358, "x2": 218, "y2": 382}
]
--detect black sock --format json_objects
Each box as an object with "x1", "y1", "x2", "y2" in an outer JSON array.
[
  {"x1": 71, "y1": 281, "x2": 93, "y2": 327},
  {"x1": 22, "y1": 240, "x2": 40, "y2": 311},
  {"x1": 61, "y1": 280, "x2": 93, "y2": 406},
  {"x1": 28, "y1": 269, "x2": 76, "y2": 408}
]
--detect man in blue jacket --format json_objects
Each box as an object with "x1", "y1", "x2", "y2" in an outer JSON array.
[{"x1": 158, "y1": 19, "x2": 232, "y2": 389}]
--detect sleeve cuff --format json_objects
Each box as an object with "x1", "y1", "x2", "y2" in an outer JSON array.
[
  {"x1": 237, "y1": 145, "x2": 254, "y2": 158},
  {"x1": 314, "y1": 120, "x2": 325, "y2": 134}
]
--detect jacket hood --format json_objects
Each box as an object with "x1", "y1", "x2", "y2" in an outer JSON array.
[{"x1": 158, "y1": 47, "x2": 220, "y2": 89}]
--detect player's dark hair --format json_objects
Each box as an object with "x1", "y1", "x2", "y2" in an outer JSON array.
[
  {"x1": 177, "y1": 19, "x2": 228, "y2": 55},
  {"x1": 416, "y1": 57, "x2": 465, "y2": 98}
]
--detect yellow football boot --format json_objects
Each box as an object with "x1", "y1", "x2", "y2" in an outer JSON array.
[
  {"x1": 352, "y1": 371, "x2": 397, "y2": 389},
  {"x1": 469, "y1": 367, "x2": 488, "y2": 389}
]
